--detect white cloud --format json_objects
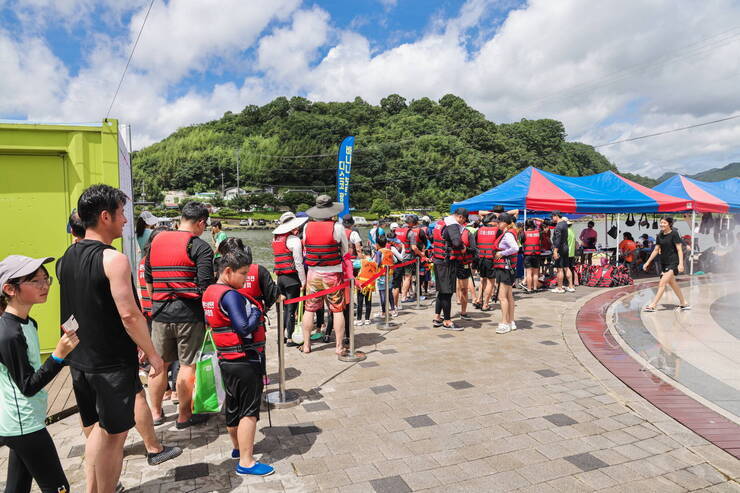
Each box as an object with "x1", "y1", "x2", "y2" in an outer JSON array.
[
  {"x1": 257, "y1": 7, "x2": 331, "y2": 83},
  {"x1": 130, "y1": 0, "x2": 301, "y2": 81},
  {"x1": 4, "y1": 0, "x2": 740, "y2": 176}
]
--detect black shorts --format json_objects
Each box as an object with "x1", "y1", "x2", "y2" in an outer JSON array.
[
  {"x1": 523, "y1": 256, "x2": 540, "y2": 269},
  {"x1": 495, "y1": 268, "x2": 515, "y2": 286},
  {"x1": 661, "y1": 264, "x2": 679, "y2": 275},
  {"x1": 392, "y1": 268, "x2": 404, "y2": 289},
  {"x1": 568, "y1": 257, "x2": 576, "y2": 268},
  {"x1": 402, "y1": 262, "x2": 417, "y2": 276},
  {"x1": 477, "y1": 258, "x2": 496, "y2": 279},
  {"x1": 433, "y1": 261, "x2": 456, "y2": 294},
  {"x1": 554, "y1": 256, "x2": 569, "y2": 268},
  {"x1": 220, "y1": 360, "x2": 264, "y2": 426},
  {"x1": 456, "y1": 263, "x2": 472, "y2": 280},
  {"x1": 71, "y1": 366, "x2": 140, "y2": 434}
]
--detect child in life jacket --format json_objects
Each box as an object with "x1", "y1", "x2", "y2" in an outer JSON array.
[
  {"x1": 374, "y1": 236, "x2": 402, "y2": 317},
  {"x1": 355, "y1": 247, "x2": 378, "y2": 326},
  {"x1": 201, "y1": 250, "x2": 274, "y2": 477}
]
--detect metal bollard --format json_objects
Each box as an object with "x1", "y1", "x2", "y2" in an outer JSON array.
[
  {"x1": 404, "y1": 258, "x2": 424, "y2": 310},
  {"x1": 265, "y1": 300, "x2": 300, "y2": 408},
  {"x1": 339, "y1": 278, "x2": 366, "y2": 362},
  {"x1": 377, "y1": 266, "x2": 399, "y2": 330}
]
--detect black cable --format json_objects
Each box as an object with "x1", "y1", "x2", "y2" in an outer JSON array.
[{"x1": 106, "y1": 0, "x2": 156, "y2": 119}]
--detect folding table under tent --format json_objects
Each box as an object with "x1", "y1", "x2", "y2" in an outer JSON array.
[{"x1": 653, "y1": 175, "x2": 740, "y2": 213}]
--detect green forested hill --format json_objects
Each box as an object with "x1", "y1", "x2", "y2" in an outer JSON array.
[
  {"x1": 656, "y1": 162, "x2": 740, "y2": 184},
  {"x1": 133, "y1": 94, "x2": 620, "y2": 211}
]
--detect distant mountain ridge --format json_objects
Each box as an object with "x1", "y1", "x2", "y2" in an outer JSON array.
[{"x1": 656, "y1": 162, "x2": 740, "y2": 183}]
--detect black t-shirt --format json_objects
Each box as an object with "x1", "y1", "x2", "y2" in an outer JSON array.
[
  {"x1": 145, "y1": 236, "x2": 214, "y2": 323},
  {"x1": 57, "y1": 240, "x2": 138, "y2": 372},
  {"x1": 552, "y1": 220, "x2": 569, "y2": 253},
  {"x1": 656, "y1": 229, "x2": 682, "y2": 267}
]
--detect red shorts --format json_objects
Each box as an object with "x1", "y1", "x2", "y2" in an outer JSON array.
[{"x1": 304, "y1": 270, "x2": 345, "y2": 313}]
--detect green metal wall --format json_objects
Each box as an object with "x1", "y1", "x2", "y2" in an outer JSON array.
[{"x1": 0, "y1": 120, "x2": 123, "y2": 355}]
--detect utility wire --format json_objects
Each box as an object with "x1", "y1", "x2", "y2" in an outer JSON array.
[
  {"x1": 593, "y1": 113, "x2": 740, "y2": 148},
  {"x1": 105, "y1": 0, "x2": 156, "y2": 120}
]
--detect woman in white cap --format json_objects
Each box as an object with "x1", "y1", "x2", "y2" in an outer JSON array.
[
  {"x1": 0, "y1": 255, "x2": 79, "y2": 493},
  {"x1": 272, "y1": 212, "x2": 308, "y2": 345}
]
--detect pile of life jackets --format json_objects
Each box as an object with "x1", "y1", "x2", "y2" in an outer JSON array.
[{"x1": 581, "y1": 264, "x2": 633, "y2": 287}]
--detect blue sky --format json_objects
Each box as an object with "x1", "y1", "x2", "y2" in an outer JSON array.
[{"x1": 2, "y1": 0, "x2": 740, "y2": 176}]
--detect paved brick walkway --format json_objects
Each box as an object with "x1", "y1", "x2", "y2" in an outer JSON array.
[{"x1": 1, "y1": 284, "x2": 739, "y2": 492}]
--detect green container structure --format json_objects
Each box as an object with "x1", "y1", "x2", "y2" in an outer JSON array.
[{"x1": 0, "y1": 119, "x2": 136, "y2": 355}]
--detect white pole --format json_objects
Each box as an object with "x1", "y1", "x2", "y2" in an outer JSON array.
[
  {"x1": 604, "y1": 214, "x2": 608, "y2": 250},
  {"x1": 690, "y1": 210, "x2": 696, "y2": 275}
]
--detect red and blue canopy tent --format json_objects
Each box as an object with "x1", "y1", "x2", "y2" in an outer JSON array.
[
  {"x1": 653, "y1": 175, "x2": 740, "y2": 213},
  {"x1": 451, "y1": 166, "x2": 692, "y2": 214}
]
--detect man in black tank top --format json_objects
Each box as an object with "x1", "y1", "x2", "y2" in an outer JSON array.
[{"x1": 58, "y1": 184, "x2": 164, "y2": 493}]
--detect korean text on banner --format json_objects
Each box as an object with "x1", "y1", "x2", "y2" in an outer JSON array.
[{"x1": 337, "y1": 136, "x2": 355, "y2": 218}]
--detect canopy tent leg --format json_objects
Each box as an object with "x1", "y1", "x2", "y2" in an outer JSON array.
[
  {"x1": 616, "y1": 213, "x2": 620, "y2": 265},
  {"x1": 690, "y1": 210, "x2": 696, "y2": 275},
  {"x1": 604, "y1": 214, "x2": 608, "y2": 250},
  {"x1": 523, "y1": 209, "x2": 527, "y2": 224}
]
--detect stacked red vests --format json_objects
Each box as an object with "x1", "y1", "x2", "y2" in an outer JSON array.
[
  {"x1": 272, "y1": 234, "x2": 297, "y2": 275},
  {"x1": 492, "y1": 230, "x2": 519, "y2": 269},
  {"x1": 476, "y1": 226, "x2": 499, "y2": 259},
  {"x1": 522, "y1": 230, "x2": 542, "y2": 256},
  {"x1": 149, "y1": 230, "x2": 199, "y2": 301},
  {"x1": 137, "y1": 257, "x2": 152, "y2": 316},
  {"x1": 304, "y1": 221, "x2": 341, "y2": 267},
  {"x1": 202, "y1": 283, "x2": 266, "y2": 360}
]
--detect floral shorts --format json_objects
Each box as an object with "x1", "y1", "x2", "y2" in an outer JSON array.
[{"x1": 304, "y1": 270, "x2": 345, "y2": 313}]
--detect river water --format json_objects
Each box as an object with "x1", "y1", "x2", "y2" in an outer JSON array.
[{"x1": 208, "y1": 216, "x2": 720, "y2": 269}]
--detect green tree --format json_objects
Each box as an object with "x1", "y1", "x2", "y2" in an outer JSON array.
[{"x1": 370, "y1": 198, "x2": 391, "y2": 217}]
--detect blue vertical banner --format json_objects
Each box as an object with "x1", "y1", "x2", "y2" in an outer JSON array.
[{"x1": 336, "y1": 136, "x2": 354, "y2": 218}]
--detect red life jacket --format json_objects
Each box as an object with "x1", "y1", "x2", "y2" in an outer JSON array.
[
  {"x1": 395, "y1": 227, "x2": 410, "y2": 252},
  {"x1": 523, "y1": 230, "x2": 541, "y2": 256},
  {"x1": 137, "y1": 257, "x2": 152, "y2": 316},
  {"x1": 303, "y1": 221, "x2": 341, "y2": 267},
  {"x1": 238, "y1": 263, "x2": 263, "y2": 302},
  {"x1": 459, "y1": 229, "x2": 473, "y2": 265},
  {"x1": 598, "y1": 265, "x2": 615, "y2": 287},
  {"x1": 431, "y1": 220, "x2": 446, "y2": 260},
  {"x1": 202, "y1": 283, "x2": 266, "y2": 360},
  {"x1": 476, "y1": 226, "x2": 499, "y2": 259},
  {"x1": 493, "y1": 230, "x2": 518, "y2": 270},
  {"x1": 272, "y1": 234, "x2": 297, "y2": 275},
  {"x1": 149, "y1": 230, "x2": 199, "y2": 302},
  {"x1": 344, "y1": 228, "x2": 360, "y2": 259}
]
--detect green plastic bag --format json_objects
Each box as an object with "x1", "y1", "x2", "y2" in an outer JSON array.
[{"x1": 193, "y1": 330, "x2": 225, "y2": 414}]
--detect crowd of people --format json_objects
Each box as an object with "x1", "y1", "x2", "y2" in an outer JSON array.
[{"x1": 0, "y1": 182, "x2": 697, "y2": 493}]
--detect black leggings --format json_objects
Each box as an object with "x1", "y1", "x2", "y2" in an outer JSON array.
[
  {"x1": 281, "y1": 283, "x2": 301, "y2": 339},
  {"x1": 2, "y1": 428, "x2": 69, "y2": 493},
  {"x1": 435, "y1": 293, "x2": 453, "y2": 321},
  {"x1": 356, "y1": 291, "x2": 372, "y2": 320}
]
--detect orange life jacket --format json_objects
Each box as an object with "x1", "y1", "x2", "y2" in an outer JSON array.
[
  {"x1": 356, "y1": 259, "x2": 379, "y2": 294},
  {"x1": 149, "y1": 230, "x2": 199, "y2": 302}
]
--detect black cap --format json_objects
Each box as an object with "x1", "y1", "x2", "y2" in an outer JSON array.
[
  {"x1": 493, "y1": 205, "x2": 504, "y2": 213},
  {"x1": 453, "y1": 207, "x2": 469, "y2": 220},
  {"x1": 405, "y1": 214, "x2": 418, "y2": 224},
  {"x1": 342, "y1": 214, "x2": 355, "y2": 226},
  {"x1": 551, "y1": 210, "x2": 562, "y2": 218}
]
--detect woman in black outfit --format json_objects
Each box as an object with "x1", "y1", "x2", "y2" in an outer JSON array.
[{"x1": 643, "y1": 216, "x2": 690, "y2": 312}]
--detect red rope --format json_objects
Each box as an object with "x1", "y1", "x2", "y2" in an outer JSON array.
[{"x1": 284, "y1": 280, "x2": 350, "y2": 305}]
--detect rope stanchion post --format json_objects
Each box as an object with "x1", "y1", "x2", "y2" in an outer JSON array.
[
  {"x1": 339, "y1": 278, "x2": 367, "y2": 362},
  {"x1": 377, "y1": 266, "x2": 399, "y2": 330},
  {"x1": 403, "y1": 258, "x2": 424, "y2": 310},
  {"x1": 265, "y1": 300, "x2": 300, "y2": 408}
]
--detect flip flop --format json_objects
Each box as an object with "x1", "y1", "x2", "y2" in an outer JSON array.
[{"x1": 643, "y1": 306, "x2": 656, "y2": 312}]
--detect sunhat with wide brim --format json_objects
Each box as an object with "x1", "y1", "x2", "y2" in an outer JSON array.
[
  {"x1": 272, "y1": 212, "x2": 308, "y2": 235},
  {"x1": 139, "y1": 210, "x2": 166, "y2": 226},
  {"x1": 306, "y1": 195, "x2": 344, "y2": 219},
  {"x1": 0, "y1": 255, "x2": 54, "y2": 291}
]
